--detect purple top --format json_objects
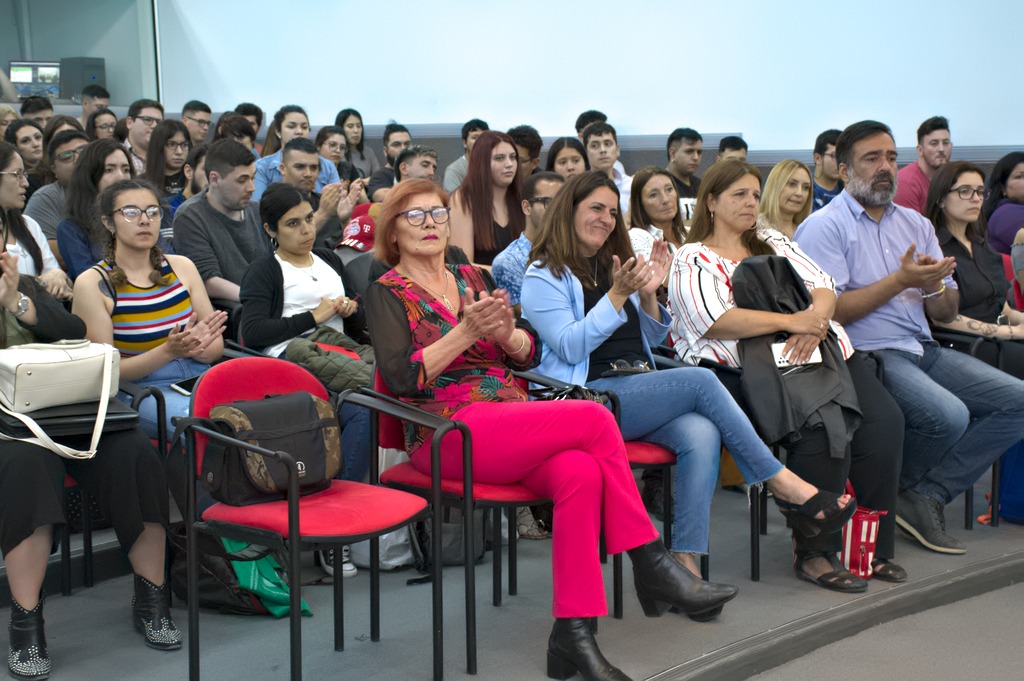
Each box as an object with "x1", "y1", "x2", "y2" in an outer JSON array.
[
  {"x1": 986, "y1": 199, "x2": 1024, "y2": 255},
  {"x1": 794, "y1": 190, "x2": 957, "y2": 356}
]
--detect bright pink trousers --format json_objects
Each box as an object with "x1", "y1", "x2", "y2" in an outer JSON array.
[{"x1": 411, "y1": 399, "x2": 658, "y2": 617}]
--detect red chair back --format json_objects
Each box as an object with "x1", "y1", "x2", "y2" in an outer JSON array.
[
  {"x1": 373, "y1": 369, "x2": 409, "y2": 450},
  {"x1": 189, "y1": 357, "x2": 329, "y2": 476}
]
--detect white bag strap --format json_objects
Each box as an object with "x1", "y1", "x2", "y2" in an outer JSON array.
[{"x1": 0, "y1": 344, "x2": 114, "y2": 459}]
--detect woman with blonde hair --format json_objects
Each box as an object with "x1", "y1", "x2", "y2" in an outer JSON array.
[{"x1": 758, "y1": 159, "x2": 813, "y2": 238}]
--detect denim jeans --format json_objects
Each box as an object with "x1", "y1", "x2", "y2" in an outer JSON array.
[
  {"x1": 339, "y1": 401, "x2": 370, "y2": 482},
  {"x1": 117, "y1": 357, "x2": 211, "y2": 440},
  {"x1": 588, "y1": 366, "x2": 782, "y2": 554},
  {"x1": 874, "y1": 343, "x2": 1024, "y2": 504}
]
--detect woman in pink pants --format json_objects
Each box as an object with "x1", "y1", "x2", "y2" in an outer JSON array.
[{"x1": 365, "y1": 179, "x2": 738, "y2": 681}]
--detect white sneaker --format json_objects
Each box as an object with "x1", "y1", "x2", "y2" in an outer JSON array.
[{"x1": 318, "y1": 547, "x2": 358, "y2": 579}]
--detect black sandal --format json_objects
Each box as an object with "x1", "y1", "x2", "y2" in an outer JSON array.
[
  {"x1": 776, "y1": 490, "x2": 857, "y2": 538},
  {"x1": 794, "y1": 552, "x2": 868, "y2": 593},
  {"x1": 871, "y1": 558, "x2": 908, "y2": 583}
]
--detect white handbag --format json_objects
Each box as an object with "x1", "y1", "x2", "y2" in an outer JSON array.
[{"x1": 0, "y1": 340, "x2": 119, "y2": 459}]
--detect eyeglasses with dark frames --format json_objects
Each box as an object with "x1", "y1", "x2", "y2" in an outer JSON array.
[
  {"x1": 400, "y1": 206, "x2": 450, "y2": 226},
  {"x1": 948, "y1": 186, "x2": 988, "y2": 200}
]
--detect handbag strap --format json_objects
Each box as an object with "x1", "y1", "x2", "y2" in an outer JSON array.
[{"x1": 0, "y1": 344, "x2": 114, "y2": 459}]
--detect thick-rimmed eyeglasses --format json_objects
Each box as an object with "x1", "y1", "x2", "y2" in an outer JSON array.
[
  {"x1": 183, "y1": 115, "x2": 211, "y2": 128},
  {"x1": 528, "y1": 196, "x2": 553, "y2": 207},
  {"x1": 949, "y1": 186, "x2": 988, "y2": 200},
  {"x1": 113, "y1": 205, "x2": 162, "y2": 222},
  {"x1": 0, "y1": 170, "x2": 27, "y2": 181},
  {"x1": 95, "y1": 122, "x2": 116, "y2": 131},
  {"x1": 165, "y1": 140, "x2": 190, "y2": 151},
  {"x1": 133, "y1": 115, "x2": 162, "y2": 127},
  {"x1": 400, "y1": 206, "x2": 450, "y2": 226}
]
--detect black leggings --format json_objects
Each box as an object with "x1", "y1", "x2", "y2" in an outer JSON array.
[
  {"x1": 0, "y1": 427, "x2": 169, "y2": 558},
  {"x1": 713, "y1": 353, "x2": 903, "y2": 559}
]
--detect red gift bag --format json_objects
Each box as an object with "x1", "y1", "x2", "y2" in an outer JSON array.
[{"x1": 840, "y1": 481, "x2": 887, "y2": 579}]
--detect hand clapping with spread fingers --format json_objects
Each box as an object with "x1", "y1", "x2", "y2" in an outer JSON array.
[
  {"x1": 460, "y1": 286, "x2": 516, "y2": 343},
  {"x1": 165, "y1": 311, "x2": 227, "y2": 358}
]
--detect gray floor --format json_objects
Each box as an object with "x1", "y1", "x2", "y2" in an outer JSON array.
[
  {"x1": 4, "y1": 475, "x2": 1024, "y2": 681},
  {"x1": 749, "y1": 583, "x2": 1024, "y2": 680}
]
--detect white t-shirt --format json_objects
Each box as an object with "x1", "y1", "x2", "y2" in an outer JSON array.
[
  {"x1": 264, "y1": 253, "x2": 348, "y2": 358},
  {"x1": 8, "y1": 215, "x2": 61, "y2": 276}
]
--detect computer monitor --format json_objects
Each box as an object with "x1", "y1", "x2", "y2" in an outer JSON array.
[{"x1": 9, "y1": 60, "x2": 60, "y2": 100}]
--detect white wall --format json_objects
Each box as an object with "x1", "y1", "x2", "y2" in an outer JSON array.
[{"x1": 154, "y1": 0, "x2": 1019, "y2": 149}]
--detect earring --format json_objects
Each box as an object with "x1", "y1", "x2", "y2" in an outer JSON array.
[
  {"x1": 710, "y1": 210, "x2": 715, "y2": 222},
  {"x1": 269, "y1": 236, "x2": 278, "y2": 248}
]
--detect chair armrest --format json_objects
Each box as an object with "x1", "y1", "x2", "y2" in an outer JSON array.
[
  {"x1": 223, "y1": 339, "x2": 264, "y2": 359},
  {"x1": 210, "y1": 298, "x2": 244, "y2": 343},
  {"x1": 930, "y1": 329, "x2": 988, "y2": 357},
  {"x1": 119, "y1": 381, "x2": 167, "y2": 453},
  {"x1": 652, "y1": 354, "x2": 686, "y2": 370},
  {"x1": 513, "y1": 369, "x2": 571, "y2": 389}
]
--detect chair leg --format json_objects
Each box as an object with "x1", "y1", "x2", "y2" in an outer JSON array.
[
  {"x1": 287, "y1": 539, "x2": 302, "y2": 681},
  {"x1": 81, "y1": 489, "x2": 93, "y2": 587},
  {"x1": 60, "y1": 523, "x2": 71, "y2": 596},
  {"x1": 991, "y1": 459, "x2": 1002, "y2": 528},
  {"x1": 612, "y1": 553, "x2": 623, "y2": 619},
  {"x1": 661, "y1": 465, "x2": 673, "y2": 545},
  {"x1": 461, "y1": 501, "x2": 477, "y2": 675},
  {"x1": 334, "y1": 546, "x2": 345, "y2": 651},
  {"x1": 492, "y1": 508, "x2": 503, "y2": 607},
  {"x1": 507, "y1": 508, "x2": 518, "y2": 596},
  {"x1": 964, "y1": 486, "x2": 974, "y2": 530},
  {"x1": 749, "y1": 486, "x2": 760, "y2": 582},
  {"x1": 759, "y1": 483, "x2": 769, "y2": 535},
  {"x1": 370, "y1": 537, "x2": 381, "y2": 642}
]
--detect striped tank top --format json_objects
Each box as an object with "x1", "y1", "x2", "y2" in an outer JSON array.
[{"x1": 99, "y1": 257, "x2": 194, "y2": 356}]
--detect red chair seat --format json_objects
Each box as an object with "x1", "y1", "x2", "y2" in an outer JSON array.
[
  {"x1": 625, "y1": 441, "x2": 675, "y2": 465},
  {"x1": 202, "y1": 480, "x2": 427, "y2": 539},
  {"x1": 381, "y1": 461, "x2": 539, "y2": 503}
]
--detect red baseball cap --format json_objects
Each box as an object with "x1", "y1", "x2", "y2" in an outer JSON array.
[{"x1": 337, "y1": 215, "x2": 375, "y2": 252}]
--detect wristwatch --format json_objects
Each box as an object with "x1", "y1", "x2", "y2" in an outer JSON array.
[{"x1": 11, "y1": 292, "x2": 29, "y2": 318}]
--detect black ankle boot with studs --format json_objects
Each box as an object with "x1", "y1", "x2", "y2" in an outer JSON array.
[
  {"x1": 8, "y1": 596, "x2": 50, "y2": 680},
  {"x1": 132, "y1": 575, "x2": 182, "y2": 651}
]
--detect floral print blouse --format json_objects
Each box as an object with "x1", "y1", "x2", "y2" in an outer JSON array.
[{"x1": 365, "y1": 263, "x2": 538, "y2": 453}]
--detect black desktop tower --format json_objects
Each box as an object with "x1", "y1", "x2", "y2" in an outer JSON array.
[{"x1": 59, "y1": 57, "x2": 106, "y2": 100}]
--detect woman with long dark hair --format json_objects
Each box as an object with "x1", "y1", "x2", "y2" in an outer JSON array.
[
  {"x1": 628, "y1": 166, "x2": 686, "y2": 259},
  {"x1": 56, "y1": 138, "x2": 133, "y2": 280},
  {"x1": 926, "y1": 160, "x2": 1024, "y2": 377},
  {"x1": 983, "y1": 151, "x2": 1024, "y2": 256},
  {"x1": 0, "y1": 141, "x2": 71, "y2": 298},
  {"x1": 4, "y1": 120, "x2": 44, "y2": 203},
  {"x1": 85, "y1": 107, "x2": 118, "y2": 141},
  {"x1": 143, "y1": 120, "x2": 191, "y2": 202},
  {"x1": 448, "y1": 131, "x2": 525, "y2": 266},
  {"x1": 334, "y1": 108, "x2": 381, "y2": 178},
  {"x1": 545, "y1": 136, "x2": 590, "y2": 180}
]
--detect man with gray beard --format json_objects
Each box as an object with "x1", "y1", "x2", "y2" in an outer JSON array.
[{"x1": 795, "y1": 120, "x2": 1024, "y2": 558}]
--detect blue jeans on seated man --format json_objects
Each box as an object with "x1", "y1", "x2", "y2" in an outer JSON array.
[
  {"x1": 117, "y1": 357, "x2": 211, "y2": 440},
  {"x1": 587, "y1": 366, "x2": 783, "y2": 555},
  {"x1": 874, "y1": 342, "x2": 1024, "y2": 505}
]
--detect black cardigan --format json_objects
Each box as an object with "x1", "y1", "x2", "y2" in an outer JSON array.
[{"x1": 239, "y1": 248, "x2": 368, "y2": 351}]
